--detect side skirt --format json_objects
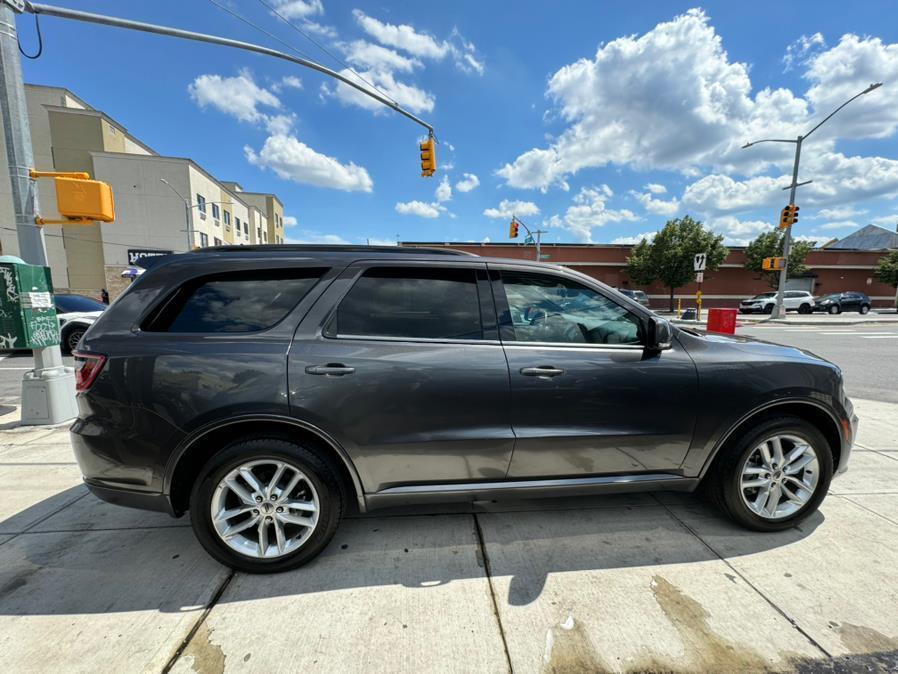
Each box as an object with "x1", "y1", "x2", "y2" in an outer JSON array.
[{"x1": 364, "y1": 473, "x2": 699, "y2": 511}]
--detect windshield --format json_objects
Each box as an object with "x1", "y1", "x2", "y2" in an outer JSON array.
[
  {"x1": 817, "y1": 294, "x2": 839, "y2": 301},
  {"x1": 751, "y1": 293, "x2": 775, "y2": 299},
  {"x1": 54, "y1": 294, "x2": 106, "y2": 313}
]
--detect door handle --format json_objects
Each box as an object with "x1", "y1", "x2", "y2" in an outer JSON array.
[
  {"x1": 305, "y1": 364, "x2": 355, "y2": 376},
  {"x1": 520, "y1": 366, "x2": 564, "y2": 378}
]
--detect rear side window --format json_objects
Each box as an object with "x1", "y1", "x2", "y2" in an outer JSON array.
[
  {"x1": 328, "y1": 267, "x2": 483, "y2": 340},
  {"x1": 146, "y1": 269, "x2": 324, "y2": 333}
]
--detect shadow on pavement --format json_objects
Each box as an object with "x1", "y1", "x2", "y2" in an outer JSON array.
[{"x1": 0, "y1": 487, "x2": 823, "y2": 614}]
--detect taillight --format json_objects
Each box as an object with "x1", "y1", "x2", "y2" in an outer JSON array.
[{"x1": 73, "y1": 351, "x2": 107, "y2": 392}]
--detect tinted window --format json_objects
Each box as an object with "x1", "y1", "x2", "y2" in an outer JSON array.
[
  {"x1": 501, "y1": 272, "x2": 642, "y2": 345},
  {"x1": 329, "y1": 267, "x2": 482, "y2": 340},
  {"x1": 54, "y1": 295, "x2": 106, "y2": 313},
  {"x1": 149, "y1": 269, "x2": 323, "y2": 333}
]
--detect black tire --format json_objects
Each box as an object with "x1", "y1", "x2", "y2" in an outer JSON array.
[
  {"x1": 62, "y1": 326, "x2": 86, "y2": 354},
  {"x1": 707, "y1": 415, "x2": 833, "y2": 532},
  {"x1": 798, "y1": 303, "x2": 811, "y2": 314},
  {"x1": 189, "y1": 437, "x2": 344, "y2": 573},
  {"x1": 860, "y1": 304, "x2": 870, "y2": 315},
  {"x1": 829, "y1": 304, "x2": 840, "y2": 315},
  {"x1": 763, "y1": 303, "x2": 774, "y2": 314}
]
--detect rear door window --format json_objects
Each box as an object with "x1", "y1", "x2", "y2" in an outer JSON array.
[
  {"x1": 146, "y1": 269, "x2": 324, "y2": 333},
  {"x1": 327, "y1": 267, "x2": 484, "y2": 340}
]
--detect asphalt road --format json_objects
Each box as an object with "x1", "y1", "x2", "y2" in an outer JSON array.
[
  {"x1": 0, "y1": 324, "x2": 892, "y2": 407},
  {"x1": 738, "y1": 323, "x2": 898, "y2": 404}
]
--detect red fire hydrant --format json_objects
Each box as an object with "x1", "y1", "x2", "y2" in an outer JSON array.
[{"x1": 707, "y1": 308, "x2": 737, "y2": 334}]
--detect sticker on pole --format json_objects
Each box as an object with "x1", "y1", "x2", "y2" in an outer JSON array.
[
  {"x1": 694, "y1": 253, "x2": 707, "y2": 271},
  {"x1": 695, "y1": 271, "x2": 704, "y2": 283}
]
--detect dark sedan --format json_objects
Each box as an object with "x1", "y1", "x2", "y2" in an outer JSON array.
[{"x1": 813, "y1": 292, "x2": 872, "y2": 315}]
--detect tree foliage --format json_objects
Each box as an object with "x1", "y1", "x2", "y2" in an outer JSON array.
[
  {"x1": 874, "y1": 250, "x2": 898, "y2": 289},
  {"x1": 625, "y1": 216, "x2": 728, "y2": 310},
  {"x1": 744, "y1": 230, "x2": 815, "y2": 289}
]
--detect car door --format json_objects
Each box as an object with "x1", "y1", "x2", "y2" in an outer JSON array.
[
  {"x1": 841, "y1": 293, "x2": 860, "y2": 311},
  {"x1": 288, "y1": 261, "x2": 514, "y2": 493},
  {"x1": 493, "y1": 266, "x2": 698, "y2": 478}
]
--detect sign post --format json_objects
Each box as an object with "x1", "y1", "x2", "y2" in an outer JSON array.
[{"x1": 694, "y1": 253, "x2": 707, "y2": 322}]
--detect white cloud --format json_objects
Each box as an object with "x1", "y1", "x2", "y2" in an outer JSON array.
[
  {"x1": 283, "y1": 216, "x2": 298, "y2": 227},
  {"x1": 270, "y1": 0, "x2": 323, "y2": 20},
  {"x1": 444, "y1": 142, "x2": 456, "y2": 152},
  {"x1": 276, "y1": 75, "x2": 303, "y2": 91},
  {"x1": 783, "y1": 33, "x2": 826, "y2": 72},
  {"x1": 188, "y1": 71, "x2": 280, "y2": 124},
  {"x1": 871, "y1": 214, "x2": 898, "y2": 226},
  {"x1": 455, "y1": 173, "x2": 480, "y2": 192},
  {"x1": 481, "y1": 236, "x2": 491, "y2": 243},
  {"x1": 435, "y1": 175, "x2": 452, "y2": 202},
  {"x1": 819, "y1": 220, "x2": 858, "y2": 230},
  {"x1": 300, "y1": 21, "x2": 337, "y2": 38},
  {"x1": 705, "y1": 215, "x2": 771, "y2": 245},
  {"x1": 325, "y1": 67, "x2": 434, "y2": 114},
  {"x1": 645, "y1": 183, "x2": 667, "y2": 194},
  {"x1": 550, "y1": 186, "x2": 638, "y2": 242},
  {"x1": 342, "y1": 40, "x2": 422, "y2": 73},
  {"x1": 287, "y1": 231, "x2": 349, "y2": 244},
  {"x1": 448, "y1": 28, "x2": 485, "y2": 75},
  {"x1": 265, "y1": 114, "x2": 296, "y2": 135},
  {"x1": 245, "y1": 134, "x2": 373, "y2": 192},
  {"x1": 612, "y1": 231, "x2": 656, "y2": 245},
  {"x1": 815, "y1": 206, "x2": 865, "y2": 220},
  {"x1": 483, "y1": 199, "x2": 540, "y2": 219},
  {"x1": 353, "y1": 10, "x2": 449, "y2": 59},
  {"x1": 631, "y1": 189, "x2": 680, "y2": 216},
  {"x1": 395, "y1": 200, "x2": 442, "y2": 218},
  {"x1": 366, "y1": 238, "x2": 398, "y2": 246}
]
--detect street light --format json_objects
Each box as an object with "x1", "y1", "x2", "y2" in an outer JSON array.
[
  {"x1": 159, "y1": 178, "x2": 195, "y2": 250},
  {"x1": 742, "y1": 82, "x2": 882, "y2": 318}
]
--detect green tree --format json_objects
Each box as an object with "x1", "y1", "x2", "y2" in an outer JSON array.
[
  {"x1": 874, "y1": 250, "x2": 898, "y2": 309},
  {"x1": 744, "y1": 230, "x2": 815, "y2": 289},
  {"x1": 625, "y1": 216, "x2": 728, "y2": 311}
]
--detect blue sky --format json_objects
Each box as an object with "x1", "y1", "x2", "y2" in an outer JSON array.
[{"x1": 18, "y1": 0, "x2": 898, "y2": 246}]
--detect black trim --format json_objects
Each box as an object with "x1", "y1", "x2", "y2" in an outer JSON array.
[{"x1": 84, "y1": 480, "x2": 177, "y2": 516}]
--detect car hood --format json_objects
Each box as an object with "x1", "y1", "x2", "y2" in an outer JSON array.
[
  {"x1": 58, "y1": 311, "x2": 104, "y2": 324},
  {"x1": 680, "y1": 328, "x2": 832, "y2": 365}
]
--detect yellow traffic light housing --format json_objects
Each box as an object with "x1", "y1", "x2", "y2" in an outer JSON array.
[
  {"x1": 419, "y1": 136, "x2": 436, "y2": 177},
  {"x1": 762, "y1": 256, "x2": 786, "y2": 271},
  {"x1": 509, "y1": 219, "x2": 519, "y2": 239},
  {"x1": 30, "y1": 170, "x2": 115, "y2": 225},
  {"x1": 779, "y1": 204, "x2": 799, "y2": 229}
]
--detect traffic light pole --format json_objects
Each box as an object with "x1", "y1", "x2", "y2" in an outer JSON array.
[
  {"x1": 0, "y1": 1, "x2": 78, "y2": 424},
  {"x1": 774, "y1": 136, "x2": 803, "y2": 319}
]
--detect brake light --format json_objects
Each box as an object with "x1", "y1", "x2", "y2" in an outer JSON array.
[{"x1": 73, "y1": 351, "x2": 107, "y2": 392}]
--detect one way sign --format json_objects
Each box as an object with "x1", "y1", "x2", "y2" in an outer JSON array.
[{"x1": 694, "y1": 253, "x2": 707, "y2": 271}]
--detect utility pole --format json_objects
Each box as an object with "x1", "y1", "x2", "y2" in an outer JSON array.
[
  {"x1": 159, "y1": 178, "x2": 194, "y2": 251},
  {"x1": 743, "y1": 82, "x2": 882, "y2": 319},
  {"x1": 0, "y1": 0, "x2": 78, "y2": 424}
]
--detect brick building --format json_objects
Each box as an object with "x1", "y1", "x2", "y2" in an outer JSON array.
[{"x1": 401, "y1": 241, "x2": 897, "y2": 310}]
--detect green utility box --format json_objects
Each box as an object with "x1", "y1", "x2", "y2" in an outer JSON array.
[{"x1": 0, "y1": 259, "x2": 60, "y2": 350}]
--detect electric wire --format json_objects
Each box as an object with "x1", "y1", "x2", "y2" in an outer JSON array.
[{"x1": 17, "y1": 12, "x2": 43, "y2": 59}]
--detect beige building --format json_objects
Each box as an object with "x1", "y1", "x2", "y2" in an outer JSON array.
[{"x1": 0, "y1": 84, "x2": 289, "y2": 298}]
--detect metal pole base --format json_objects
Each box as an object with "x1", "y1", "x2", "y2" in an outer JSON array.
[{"x1": 20, "y1": 366, "x2": 78, "y2": 425}]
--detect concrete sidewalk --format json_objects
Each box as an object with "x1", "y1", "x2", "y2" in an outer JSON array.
[
  {"x1": 0, "y1": 400, "x2": 897, "y2": 672},
  {"x1": 665, "y1": 309, "x2": 898, "y2": 328}
]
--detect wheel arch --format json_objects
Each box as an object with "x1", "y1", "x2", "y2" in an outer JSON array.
[
  {"x1": 700, "y1": 399, "x2": 843, "y2": 481},
  {"x1": 165, "y1": 415, "x2": 366, "y2": 516}
]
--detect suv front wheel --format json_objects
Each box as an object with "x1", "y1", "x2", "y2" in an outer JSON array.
[
  {"x1": 189, "y1": 438, "x2": 343, "y2": 573},
  {"x1": 708, "y1": 416, "x2": 833, "y2": 531}
]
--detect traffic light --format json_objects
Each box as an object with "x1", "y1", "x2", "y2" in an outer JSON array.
[
  {"x1": 509, "y1": 218, "x2": 519, "y2": 239},
  {"x1": 779, "y1": 204, "x2": 799, "y2": 229},
  {"x1": 419, "y1": 136, "x2": 436, "y2": 177},
  {"x1": 762, "y1": 256, "x2": 786, "y2": 271}
]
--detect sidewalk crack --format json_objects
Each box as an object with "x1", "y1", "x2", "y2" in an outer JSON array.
[{"x1": 472, "y1": 513, "x2": 514, "y2": 674}]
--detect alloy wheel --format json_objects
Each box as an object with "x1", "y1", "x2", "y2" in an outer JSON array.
[
  {"x1": 210, "y1": 459, "x2": 320, "y2": 559},
  {"x1": 739, "y1": 434, "x2": 819, "y2": 520}
]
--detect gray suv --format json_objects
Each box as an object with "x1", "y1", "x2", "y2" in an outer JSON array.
[{"x1": 71, "y1": 246, "x2": 857, "y2": 573}]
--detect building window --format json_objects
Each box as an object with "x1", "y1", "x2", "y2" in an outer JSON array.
[
  {"x1": 235, "y1": 216, "x2": 240, "y2": 231},
  {"x1": 244, "y1": 221, "x2": 249, "y2": 234},
  {"x1": 257, "y1": 227, "x2": 262, "y2": 241},
  {"x1": 214, "y1": 237, "x2": 222, "y2": 247},
  {"x1": 211, "y1": 203, "x2": 220, "y2": 221},
  {"x1": 263, "y1": 232, "x2": 268, "y2": 243},
  {"x1": 199, "y1": 232, "x2": 209, "y2": 248},
  {"x1": 196, "y1": 195, "x2": 206, "y2": 213},
  {"x1": 223, "y1": 211, "x2": 231, "y2": 226}
]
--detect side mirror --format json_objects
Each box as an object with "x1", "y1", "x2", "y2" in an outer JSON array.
[{"x1": 647, "y1": 316, "x2": 673, "y2": 351}]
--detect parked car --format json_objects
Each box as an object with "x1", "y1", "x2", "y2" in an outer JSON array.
[
  {"x1": 54, "y1": 294, "x2": 106, "y2": 353},
  {"x1": 813, "y1": 292, "x2": 872, "y2": 315},
  {"x1": 739, "y1": 290, "x2": 815, "y2": 314},
  {"x1": 615, "y1": 288, "x2": 650, "y2": 307},
  {"x1": 71, "y1": 246, "x2": 856, "y2": 573}
]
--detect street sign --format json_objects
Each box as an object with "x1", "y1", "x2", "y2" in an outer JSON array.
[
  {"x1": 695, "y1": 271, "x2": 704, "y2": 283},
  {"x1": 539, "y1": 254, "x2": 550, "y2": 260},
  {"x1": 694, "y1": 253, "x2": 707, "y2": 271}
]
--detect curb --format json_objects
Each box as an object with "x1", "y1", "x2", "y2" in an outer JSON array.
[{"x1": 672, "y1": 317, "x2": 898, "y2": 327}]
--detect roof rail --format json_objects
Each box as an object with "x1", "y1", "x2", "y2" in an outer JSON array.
[{"x1": 190, "y1": 244, "x2": 478, "y2": 256}]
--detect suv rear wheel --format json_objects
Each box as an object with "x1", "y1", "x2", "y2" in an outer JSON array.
[
  {"x1": 860, "y1": 304, "x2": 870, "y2": 315},
  {"x1": 708, "y1": 416, "x2": 833, "y2": 531},
  {"x1": 798, "y1": 303, "x2": 811, "y2": 314},
  {"x1": 189, "y1": 437, "x2": 343, "y2": 573},
  {"x1": 763, "y1": 303, "x2": 774, "y2": 314},
  {"x1": 829, "y1": 304, "x2": 840, "y2": 314}
]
